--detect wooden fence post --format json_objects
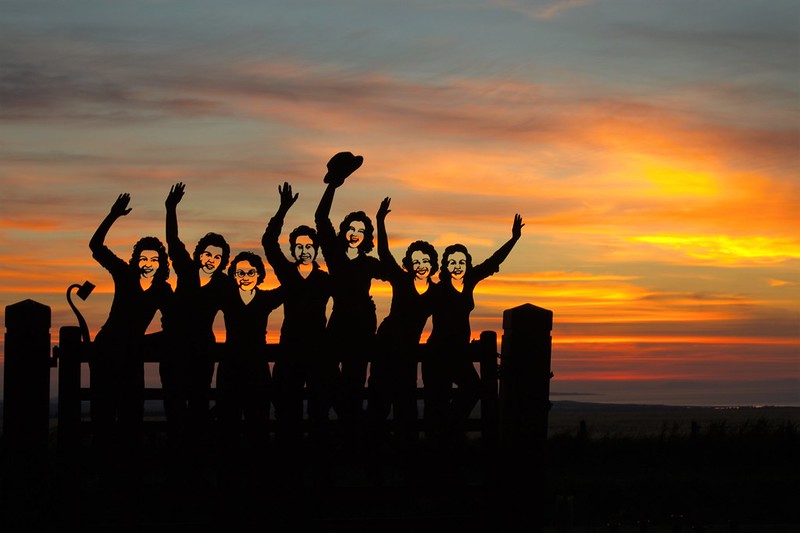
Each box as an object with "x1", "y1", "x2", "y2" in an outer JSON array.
[
  {"x1": 54, "y1": 326, "x2": 83, "y2": 450},
  {"x1": 2, "y1": 299, "x2": 52, "y2": 453},
  {"x1": 2, "y1": 301, "x2": 55, "y2": 533},
  {"x1": 478, "y1": 330, "x2": 499, "y2": 452},
  {"x1": 497, "y1": 303, "x2": 554, "y2": 532}
]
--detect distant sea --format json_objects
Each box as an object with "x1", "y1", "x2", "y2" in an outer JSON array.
[
  {"x1": 549, "y1": 377, "x2": 800, "y2": 407},
  {"x1": 0, "y1": 361, "x2": 798, "y2": 409},
  {"x1": 3, "y1": 398, "x2": 798, "y2": 442},
  {"x1": 0, "y1": 361, "x2": 800, "y2": 407}
]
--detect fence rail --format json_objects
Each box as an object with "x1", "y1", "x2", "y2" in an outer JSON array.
[{"x1": 52, "y1": 327, "x2": 501, "y2": 445}]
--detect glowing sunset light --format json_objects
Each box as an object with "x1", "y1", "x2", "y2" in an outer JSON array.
[
  {"x1": 0, "y1": 219, "x2": 63, "y2": 231},
  {"x1": 553, "y1": 336, "x2": 797, "y2": 346},
  {"x1": 642, "y1": 164, "x2": 719, "y2": 197},
  {"x1": 631, "y1": 235, "x2": 800, "y2": 263},
  {"x1": 556, "y1": 373, "x2": 698, "y2": 382},
  {"x1": 1, "y1": 0, "x2": 797, "y2": 407},
  {"x1": 768, "y1": 279, "x2": 798, "y2": 287}
]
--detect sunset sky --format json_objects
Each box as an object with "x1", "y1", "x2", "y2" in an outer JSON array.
[{"x1": 2, "y1": 0, "x2": 798, "y2": 406}]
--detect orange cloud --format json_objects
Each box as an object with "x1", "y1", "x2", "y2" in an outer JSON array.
[
  {"x1": 0, "y1": 218, "x2": 61, "y2": 231},
  {"x1": 768, "y1": 278, "x2": 798, "y2": 287},
  {"x1": 630, "y1": 234, "x2": 800, "y2": 265}
]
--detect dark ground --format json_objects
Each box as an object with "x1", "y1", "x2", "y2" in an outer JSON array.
[{"x1": 2, "y1": 403, "x2": 798, "y2": 532}]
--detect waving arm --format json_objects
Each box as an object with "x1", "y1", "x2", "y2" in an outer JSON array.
[
  {"x1": 314, "y1": 151, "x2": 363, "y2": 225},
  {"x1": 262, "y1": 182, "x2": 298, "y2": 273},
  {"x1": 276, "y1": 181, "x2": 298, "y2": 219},
  {"x1": 314, "y1": 182, "x2": 336, "y2": 228},
  {"x1": 492, "y1": 213, "x2": 524, "y2": 265},
  {"x1": 473, "y1": 214, "x2": 524, "y2": 281},
  {"x1": 90, "y1": 193, "x2": 131, "y2": 253},
  {"x1": 376, "y1": 196, "x2": 399, "y2": 270},
  {"x1": 164, "y1": 182, "x2": 185, "y2": 248}
]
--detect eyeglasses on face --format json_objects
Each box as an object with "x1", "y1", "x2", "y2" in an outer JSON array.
[{"x1": 234, "y1": 269, "x2": 257, "y2": 278}]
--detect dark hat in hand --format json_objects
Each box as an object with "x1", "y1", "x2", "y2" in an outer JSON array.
[{"x1": 324, "y1": 152, "x2": 364, "y2": 186}]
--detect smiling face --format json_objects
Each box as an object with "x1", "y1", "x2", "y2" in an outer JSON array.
[
  {"x1": 138, "y1": 249, "x2": 161, "y2": 279},
  {"x1": 233, "y1": 260, "x2": 258, "y2": 290},
  {"x1": 445, "y1": 251, "x2": 468, "y2": 281},
  {"x1": 293, "y1": 235, "x2": 317, "y2": 265},
  {"x1": 345, "y1": 220, "x2": 365, "y2": 249},
  {"x1": 199, "y1": 245, "x2": 223, "y2": 274},
  {"x1": 410, "y1": 250, "x2": 433, "y2": 280}
]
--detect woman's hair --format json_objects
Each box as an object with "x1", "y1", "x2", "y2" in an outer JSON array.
[
  {"x1": 402, "y1": 240, "x2": 439, "y2": 276},
  {"x1": 338, "y1": 211, "x2": 374, "y2": 254},
  {"x1": 439, "y1": 243, "x2": 472, "y2": 281},
  {"x1": 130, "y1": 237, "x2": 170, "y2": 283},
  {"x1": 193, "y1": 232, "x2": 231, "y2": 271},
  {"x1": 289, "y1": 225, "x2": 319, "y2": 260},
  {"x1": 227, "y1": 251, "x2": 266, "y2": 286}
]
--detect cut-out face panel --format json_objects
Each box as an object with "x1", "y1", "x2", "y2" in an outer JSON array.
[
  {"x1": 445, "y1": 251, "x2": 467, "y2": 281},
  {"x1": 345, "y1": 220, "x2": 365, "y2": 249},
  {"x1": 233, "y1": 260, "x2": 258, "y2": 290},
  {"x1": 410, "y1": 250, "x2": 433, "y2": 280},
  {"x1": 138, "y1": 250, "x2": 161, "y2": 279},
  {"x1": 200, "y1": 245, "x2": 224, "y2": 274},
  {"x1": 293, "y1": 236, "x2": 317, "y2": 265}
]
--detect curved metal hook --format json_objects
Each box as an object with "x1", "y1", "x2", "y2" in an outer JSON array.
[{"x1": 67, "y1": 281, "x2": 94, "y2": 344}]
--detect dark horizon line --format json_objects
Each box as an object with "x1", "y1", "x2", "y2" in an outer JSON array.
[{"x1": 13, "y1": 397, "x2": 800, "y2": 411}]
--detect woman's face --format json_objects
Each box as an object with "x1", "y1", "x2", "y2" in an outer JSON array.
[
  {"x1": 138, "y1": 249, "x2": 161, "y2": 279},
  {"x1": 345, "y1": 220, "x2": 366, "y2": 249},
  {"x1": 445, "y1": 251, "x2": 467, "y2": 281},
  {"x1": 410, "y1": 250, "x2": 433, "y2": 280},
  {"x1": 293, "y1": 235, "x2": 316, "y2": 265},
  {"x1": 199, "y1": 246, "x2": 224, "y2": 274},
  {"x1": 233, "y1": 260, "x2": 258, "y2": 290}
]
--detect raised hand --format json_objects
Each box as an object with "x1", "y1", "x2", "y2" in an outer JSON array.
[
  {"x1": 512, "y1": 213, "x2": 524, "y2": 240},
  {"x1": 377, "y1": 197, "x2": 391, "y2": 221},
  {"x1": 166, "y1": 182, "x2": 185, "y2": 209},
  {"x1": 323, "y1": 151, "x2": 364, "y2": 187},
  {"x1": 110, "y1": 193, "x2": 132, "y2": 218},
  {"x1": 278, "y1": 181, "x2": 299, "y2": 209}
]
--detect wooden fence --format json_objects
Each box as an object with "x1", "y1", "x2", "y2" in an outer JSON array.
[
  {"x1": 52, "y1": 326, "x2": 501, "y2": 448},
  {"x1": 4, "y1": 300, "x2": 552, "y2": 449},
  {"x1": 4, "y1": 298, "x2": 553, "y2": 532}
]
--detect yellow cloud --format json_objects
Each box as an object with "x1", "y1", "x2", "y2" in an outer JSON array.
[
  {"x1": 768, "y1": 278, "x2": 798, "y2": 287},
  {"x1": 630, "y1": 234, "x2": 800, "y2": 264},
  {"x1": 641, "y1": 163, "x2": 719, "y2": 197}
]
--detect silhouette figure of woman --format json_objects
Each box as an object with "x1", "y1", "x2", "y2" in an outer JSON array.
[
  {"x1": 314, "y1": 152, "x2": 387, "y2": 450},
  {"x1": 314, "y1": 152, "x2": 385, "y2": 451},
  {"x1": 262, "y1": 182, "x2": 334, "y2": 485},
  {"x1": 89, "y1": 193, "x2": 173, "y2": 487},
  {"x1": 217, "y1": 251, "x2": 282, "y2": 492},
  {"x1": 162, "y1": 182, "x2": 233, "y2": 477},
  {"x1": 424, "y1": 214, "x2": 524, "y2": 453},
  {"x1": 366, "y1": 197, "x2": 438, "y2": 462}
]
